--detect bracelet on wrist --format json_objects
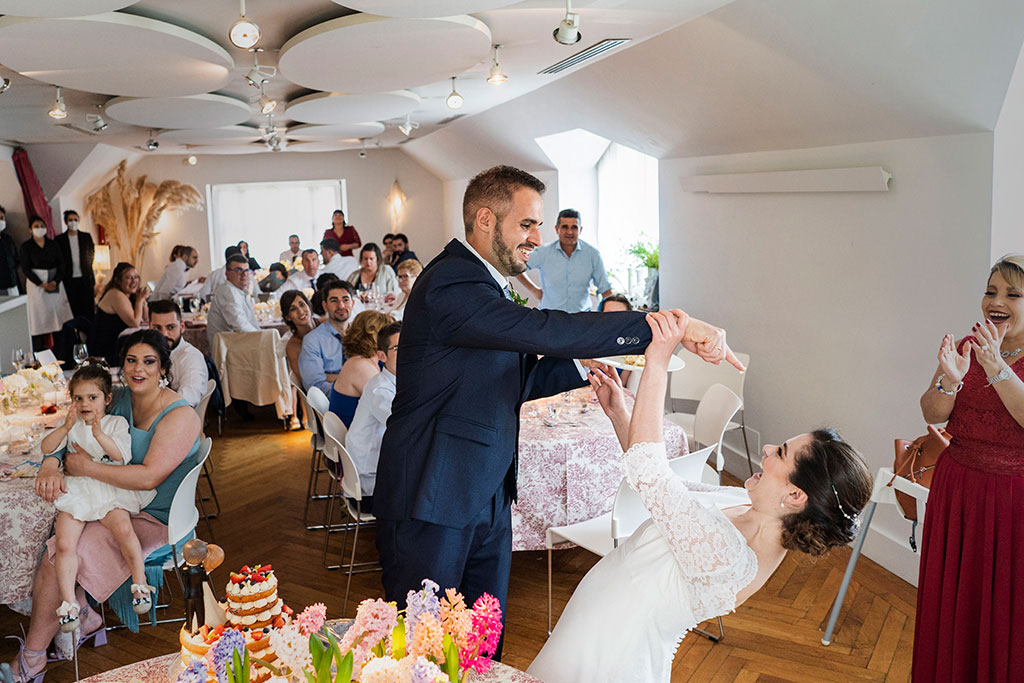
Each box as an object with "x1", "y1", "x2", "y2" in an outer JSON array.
[
  {"x1": 987, "y1": 366, "x2": 1013, "y2": 386},
  {"x1": 934, "y1": 373, "x2": 963, "y2": 396}
]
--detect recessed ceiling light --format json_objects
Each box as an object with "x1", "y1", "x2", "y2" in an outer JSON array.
[
  {"x1": 446, "y1": 77, "x2": 464, "y2": 110},
  {"x1": 487, "y1": 44, "x2": 507, "y2": 84},
  {"x1": 0, "y1": 77, "x2": 10, "y2": 94},
  {"x1": 553, "y1": 0, "x2": 581, "y2": 45},
  {"x1": 229, "y1": 0, "x2": 261, "y2": 49},
  {"x1": 184, "y1": 155, "x2": 198, "y2": 166},
  {"x1": 48, "y1": 86, "x2": 67, "y2": 119}
]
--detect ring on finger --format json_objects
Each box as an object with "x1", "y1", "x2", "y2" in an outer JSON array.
[{"x1": 981, "y1": 344, "x2": 989, "y2": 351}]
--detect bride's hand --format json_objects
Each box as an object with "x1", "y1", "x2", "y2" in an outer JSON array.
[
  {"x1": 645, "y1": 310, "x2": 688, "y2": 368},
  {"x1": 587, "y1": 364, "x2": 627, "y2": 420}
]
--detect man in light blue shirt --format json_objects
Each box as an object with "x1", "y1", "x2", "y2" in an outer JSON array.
[
  {"x1": 515, "y1": 208, "x2": 612, "y2": 312},
  {"x1": 298, "y1": 280, "x2": 355, "y2": 396}
]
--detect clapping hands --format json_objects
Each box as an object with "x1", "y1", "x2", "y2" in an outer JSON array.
[
  {"x1": 937, "y1": 333, "x2": 970, "y2": 384},
  {"x1": 968, "y1": 319, "x2": 1008, "y2": 373}
]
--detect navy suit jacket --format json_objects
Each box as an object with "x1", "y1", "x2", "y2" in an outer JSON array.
[{"x1": 374, "y1": 239, "x2": 652, "y2": 528}]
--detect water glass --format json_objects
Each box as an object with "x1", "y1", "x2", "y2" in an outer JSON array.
[
  {"x1": 73, "y1": 344, "x2": 89, "y2": 366},
  {"x1": 10, "y1": 348, "x2": 25, "y2": 372}
]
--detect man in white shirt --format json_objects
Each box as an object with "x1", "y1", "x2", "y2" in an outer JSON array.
[
  {"x1": 153, "y1": 246, "x2": 203, "y2": 301},
  {"x1": 206, "y1": 253, "x2": 259, "y2": 348},
  {"x1": 344, "y1": 320, "x2": 401, "y2": 512},
  {"x1": 199, "y1": 245, "x2": 243, "y2": 300},
  {"x1": 320, "y1": 238, "x2": 359, "y2": 280},
  {"x1": 148, "y1": 298, "x2": 208, "y2": 407},
  {"x1": 279, "y1": 234, "x2": 301, "y2": 265},
  {"x1": 276, "y1": 249, "x2": 321, "y2": 298}
]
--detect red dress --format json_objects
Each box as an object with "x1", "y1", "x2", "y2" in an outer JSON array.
[
  {"x1": 321, "y1": 224, "x2": 361, "y2": 256},
  {"x1": 913, "y1": 351, "x2": 1024, "y2": 682}
]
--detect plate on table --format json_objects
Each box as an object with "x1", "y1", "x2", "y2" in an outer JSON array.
[{"x1": 593, "y1": 355, "x2": 685, "y2": 372}]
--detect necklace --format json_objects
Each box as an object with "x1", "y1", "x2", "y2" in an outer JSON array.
[{"x1": 1001, "y1": 347, "x2": 1022, "y2": 359}]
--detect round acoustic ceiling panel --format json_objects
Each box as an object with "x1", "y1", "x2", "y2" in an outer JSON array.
[
  {"x1": 288, "y1": 140, "x2": 365, "y2": 153},
  {"x1": 105, "y1": 94, "x2": 252, "y2": 129},
  {"x1": 0, "y1": 13, "x2": 232, "y2": 96},
  {"x1": 0, "y1": 0, "x2": 139, "y2": 16},
  {"x1": 186, "y1": 143, "x2": 268, "y2": 156},
  {"x1": 332, "y1": 1, "x2": 520, "y2": 18},
  {"x1": 285, "y1": 90, "x2": 420, "y2": 125},
  {"x1": 287, "y1": 122, "x2": 387, "y2": 140},
  {"x1": 158, "y1": 126, "x2": 261, "y2": 146},
  {"x1": 279, "y1": 14, "x2": 491, "y2": 93}
]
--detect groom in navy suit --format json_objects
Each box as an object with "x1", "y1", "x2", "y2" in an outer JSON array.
[{"x1": 375, "y1": 166, "x2": 741, "y2": 655}]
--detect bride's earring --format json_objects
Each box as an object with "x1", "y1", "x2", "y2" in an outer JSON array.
[
  {"x1": 780, "y1": 499, "x2": 786, "y2": 509},
  {"x1": 159, "y1": 374, "x2": 169, "y2": 388}
]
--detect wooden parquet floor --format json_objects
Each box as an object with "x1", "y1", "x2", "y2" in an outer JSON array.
[{"x1": 1, "y1": 408, "x2": 918, "y2": 681}]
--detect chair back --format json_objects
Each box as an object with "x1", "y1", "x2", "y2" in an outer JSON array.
[
  {"x1": 194, "y1": 379, "x2": 216, "y2": 439},
  {"x1": 323, "y1": 414, "x2": 361, "y2": 501},
  {"x1": 291, "y1": 376, "x2": 318, "y2": 435},
  {"x1": 667, "y1": 444, "x2": 719, "y2": 483},
  {"x1": 167, "y1": 437, "x2": 212, "y2": 548},
  {"x1": 307, "y1": 386, "x2": 330, "y2": 419},
  {"x1": 670, "y1": 348, "x2": 749, "y2": 406},
  {"x1": 693, "y1": 384, "x2": 743, "y2": 473}
]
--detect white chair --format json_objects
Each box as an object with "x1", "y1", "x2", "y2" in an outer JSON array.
[
  {"x1": 545, "y1": 445, "x2": 719, "y2": 633},
  {"x1": 669, "y1": 349, "x2": 753, "y2": 474},
  {"x1": 667, "y1": 383, "x2": 743, "y2": 484},
  {"x1": 193, "y1": 379, "x2": 219, "y2": 537},
  {"x1": 294, "y1": 379, "x2": 329, "y2": 530},
  {"x1": 320, "y1": 411, "x2": 377, "y2": 614}
]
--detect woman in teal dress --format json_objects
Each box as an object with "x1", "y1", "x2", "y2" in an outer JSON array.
[{"x1": 11, "y1": 330, "x2": 201, "y2": 682}]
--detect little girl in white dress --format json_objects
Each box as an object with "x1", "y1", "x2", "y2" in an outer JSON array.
[{"x1": 40, "y1": 359, "x2": 157, "y2": 633}]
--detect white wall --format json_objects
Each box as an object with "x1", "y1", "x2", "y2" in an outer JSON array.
[
  {"x1": 661, "y1": 132, "x2": 994, "y2": 583},
  {"x1": 115, "y1": 149, "x2": 445, "y2": 283},
  {"x1": 992, "y1": 40, "x2": 1024, "y2": 262}
]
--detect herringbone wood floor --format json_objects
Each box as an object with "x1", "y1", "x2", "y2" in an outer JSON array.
[{"x1": 1, "y1": 409, "x2": 918, "y2": 681}]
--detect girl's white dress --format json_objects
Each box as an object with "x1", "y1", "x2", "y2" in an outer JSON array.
[
  {"x1": 527, "y1": 442, "x2": 759, "y2": 683},
  {"x1": 50, "y1": 415, "x2": 156, "y2": 521}
]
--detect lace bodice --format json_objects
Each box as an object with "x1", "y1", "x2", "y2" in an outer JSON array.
[{"x1": 623, "y1": 441, "x2": 759, "y2": 622}]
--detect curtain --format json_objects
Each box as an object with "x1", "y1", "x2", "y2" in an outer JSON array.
[{"x1": 12, "y1": 148, "x2": 55, "y2": 237}]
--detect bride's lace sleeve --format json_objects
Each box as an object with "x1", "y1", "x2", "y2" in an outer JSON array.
[{"x1": 622, "y1": 442, "x2": 758, "y2": 593}]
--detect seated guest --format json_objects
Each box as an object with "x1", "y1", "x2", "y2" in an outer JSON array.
[
  {"x1": 93, "y1": 262, "x2": 150, "y2": 365},
  {"x1": 298, "y1": 281, "x2": 355, "y2": 396},
  {"x1": 385, "y1": 233, "x2": 418, "y2": 267},
  {"x1": 152, "y1": 245, "x2": 203, "y2": 301},
  {"x1": 320, "y1": 238, "x2": 359, "y2": 280},
  {"x1": 347, "y1": 243, "x2": 399, "y2": 302},
  {"x1": 12, "y1": 329, "x2": 201, "y2": 682},
  {"x1": 148, "y1": 299, "x2": 208, "y2": 407},
  {"x1": 198, "y1": 245, "x2": 242, "y2": 300},
  {"x1": 310, "y1": 273, "x2": 340, "y2": 317},
  {"x1": 322, "y1": 209, "x2": 360, "y2": 257},
  {"x1": 329, "y1": 310, "x2": 393, "y2": 427},
  {"x1": 280, "y1": 234, "x2": 301, "y2": 265},
  {"x1": 281, "y1": 289, "x2": 318, "y2": 380},
  {"x1": 380, "y1": 233, "x2": 395, "y2": 267},
  {"x1": 598, "y1": 293, "x2": 633, "y2": 312},
  {"x1": 384, "y1": 258, "x2": 421, "y2": 320},
  {"x1": 278, "y1": 249, "x2": 321, "y2": 298},
  {"x1": 206, "y1": 253, "x2": 258, "y2": 348},
  {"x1": 237, "y1": 240, "x2": 260, "y2": 270},
  {"x1": 344, "y1": 320, "x2": 401, "y2": 511},
  {"x1": 259, "y1": 262, "x2": 288, "y2": 294}
]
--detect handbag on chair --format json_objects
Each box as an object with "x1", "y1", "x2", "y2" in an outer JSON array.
[{"x1": 888, "y1": 424, "x2": 950, "y2": 550}]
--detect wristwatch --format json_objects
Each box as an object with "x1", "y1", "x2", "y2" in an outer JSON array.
[{"x1": 987, "y1": 367, "x2": 1013, "y2": 386}]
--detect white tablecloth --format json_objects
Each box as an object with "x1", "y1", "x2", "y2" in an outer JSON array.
[{"x1": 212, "y1": 329, "x2": 291, "y2": 419}]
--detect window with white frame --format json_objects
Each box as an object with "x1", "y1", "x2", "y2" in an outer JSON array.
[{"x1": 207, "y1": 179, "x2": 346, "y2": 268}]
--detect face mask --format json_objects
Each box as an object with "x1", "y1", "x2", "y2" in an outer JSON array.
[
  {"x1": 0, "y1": 220, "x2": 6, "y2": 232},
  {"x1": 32, "y1": 227, "x2": 47, "y2": 239},
  {"x1": 67, "y1": 221, "x2": 78, "y2": 230}
]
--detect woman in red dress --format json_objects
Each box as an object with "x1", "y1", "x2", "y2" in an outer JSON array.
[
  {"x1": 914, "y1": 253, "x2": 1024, "y2": 682},
  {"x1": 322, "y1": 209, "x2": 361, "y2": 256}
]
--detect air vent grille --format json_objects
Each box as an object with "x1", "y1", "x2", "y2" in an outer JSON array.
[{"x1": 538, "y1": 38, "x2": 631, "y2": 75}]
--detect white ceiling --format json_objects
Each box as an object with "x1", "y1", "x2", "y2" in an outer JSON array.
[{"x1": 0, "y1": 0, "x2": 731, "y2": 155}]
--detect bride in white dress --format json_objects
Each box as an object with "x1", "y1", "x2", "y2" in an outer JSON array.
[{"x1": 528, "y1": 311, "x2": 873, "y2": 683}]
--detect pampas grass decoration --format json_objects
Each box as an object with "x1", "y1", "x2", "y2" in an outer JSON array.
[{"x1": 85, "y1": 160, "x2": 203, "y2": 272}]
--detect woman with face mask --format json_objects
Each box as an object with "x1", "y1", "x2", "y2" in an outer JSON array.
[
  {"x1": 0, "y1": 204, "x2": 20, "y2": 297},
  {"x1": 19, "y1": 215, "x2": 73, "y2": 351}
]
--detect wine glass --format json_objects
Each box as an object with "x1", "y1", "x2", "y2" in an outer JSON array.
[
  {"x1": 73, "y1": 344, "x2": 89, "y2": 367},
  {"x1": 10, "y1": 348, "x2": 25, "y2": 372},
  {"x1": 190, "y1": 295, "x2": 202, "y2": 314}
]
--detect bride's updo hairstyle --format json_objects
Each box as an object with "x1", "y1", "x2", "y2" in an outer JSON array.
[{"x1": 781, "y1": 428, "x2": 872, "y2": 557}]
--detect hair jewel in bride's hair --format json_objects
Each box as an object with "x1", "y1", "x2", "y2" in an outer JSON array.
[{"x1": 78, "y1": 357, "x2": 110, "y2": 370}]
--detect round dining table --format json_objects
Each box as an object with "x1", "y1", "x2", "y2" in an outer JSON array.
[{"x1": 512, "y1": 385, "x2": 688, "y2": 551}]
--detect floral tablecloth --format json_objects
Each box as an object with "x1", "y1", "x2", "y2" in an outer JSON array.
[
  {"x1": 79, "y1": 653, "x2": 543, "y2": 682},
  {"x1": 512, "y1": 386, "x2": 687, "y2": 551}
]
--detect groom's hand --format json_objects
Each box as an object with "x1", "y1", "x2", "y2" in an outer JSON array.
[{"x1": 679, "y1": 314, "x2": 745, "y2": 372}]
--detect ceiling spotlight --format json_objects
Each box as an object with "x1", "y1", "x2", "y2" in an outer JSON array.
[
  {"x1": 184, "y1": 155, "x2": 198, "y2": 166},
  {"x1": 145, "y1": 131, "x2": 159, "y2": 151},
  {"x1": 257, "y1": 82, "x2": 276, "y2": 114},
  {"x1": 487, "y1": 45, "x2": 507, "y2": 84},
  {"x1": 86, "y1": 114, "x2": 108, "y2": 132},
  {"x1": 358, "y1": 139, "x2": 368, "y2": 159},
  {"x1": 397, "y1": 114, "x2": 419, "y2": 137},
  {"x1": 0, "y1": 77, "x2": 10, "y2": 94},
  {"x1": 229, "y1": 0, "x2": 260, "y2": 49},
  {"x1": 48, "y1": 86, "x2": 67, "y2": 119},
  {"x1": 553, "y1": 0, "x2": 581, "y2": 45},
  {"x1": 445, "y1": 77, "x2": 464, "y2": 110},
  {"x1": 244, "y1": 47, "x2": 276, "y2": 87}
]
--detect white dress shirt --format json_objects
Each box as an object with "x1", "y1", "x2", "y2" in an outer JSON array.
[
  {"x1": 153, "y1": 258, "x2": 188, "y2": 301},
  {"x1": 344, "y1": 368, "x2": 395, "y2": 496},
  {"x1": 280, "y1": 249, "x2": 301, "y2": 265},
  {"x1": 322, "y1": 253, "x2": 359, "y2": 280},
  {"x1": 68, "y1": 233, "x2": 82, "y2": 278},
  {"x1": 206, "y1": 280, "x2": 259, "y2": 347},
  {"x1": 275, "y1": 269, "x2": 320, "y2": 298},
  {"x1": 169, "y1": 337, "x2": 208, "y2": 407},
  {"x1": 198, "y1": 265, "x2": 225, "y2": 299}
]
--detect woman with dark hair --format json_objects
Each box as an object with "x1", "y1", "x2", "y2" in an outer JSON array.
[
  {"x1": 10, "y1": 329, "x2": 201, "y2": 681},
  {"x1": 346, "y1": 242, "x2": 398, "y2": 303},
  {"x1": 329, "y1": 310, "x2": 392, "y2": 427},
  {"x1": 281, "y1": 289, "x2": 319, "y2": 380},
  {"x1": 19, "y1": 214, "x2": 73, "y2": 350},
  {"x1": 93, "y1": 262, "x2": 150, "y2": 365},
  {"x1": 528, "y1": 311, "x2": 873, "y2": 683},
  {"x1": 322, "y1": 209, "x2": 361, "y2": 257},
  {"x1": 237, "y1": 240, "x2": 260, "y2": 270},
  {"x1": 913, "y1": 253, "x2": 1024, "y2": 682}
]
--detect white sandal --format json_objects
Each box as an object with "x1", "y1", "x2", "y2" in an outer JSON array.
[
  {"x1": 130, "y1": 584, "x2": 156, "y2": 615},
  {"x1": 56, "y1": 600, "x2": 80, "y2": 633}
]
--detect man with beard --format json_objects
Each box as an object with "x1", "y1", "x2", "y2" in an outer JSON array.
[
  {"x1": 374, "y1": 165, "x2": 743, "y2": 657},
  {"x1": 298, "y1": 280, "x2": 355, "y2": 396},
  {"x1": 148, "y1": 299, "x2": 208, "y2": 407}
]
